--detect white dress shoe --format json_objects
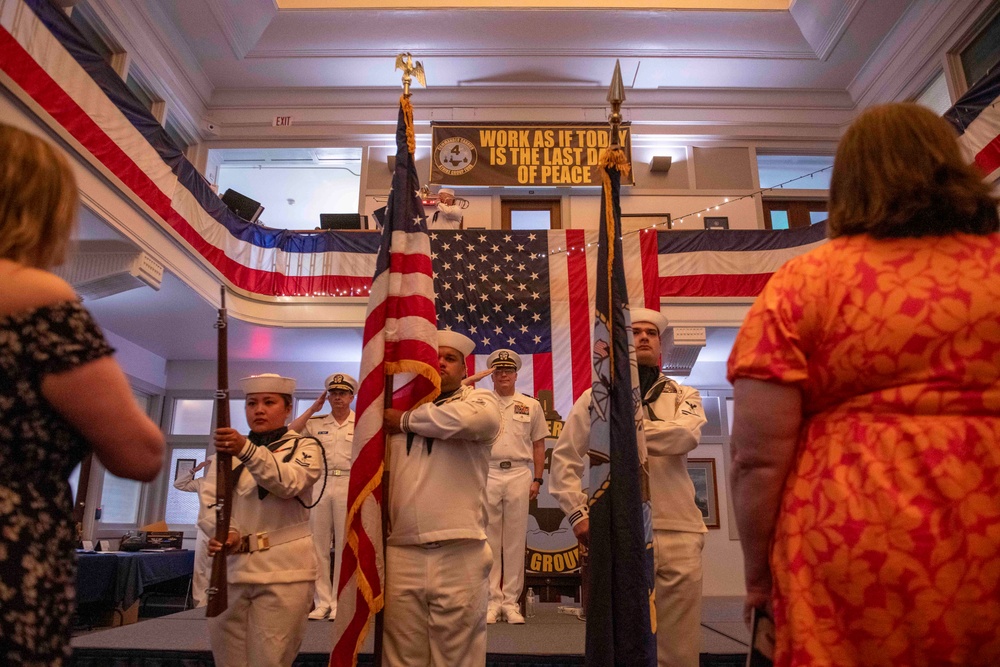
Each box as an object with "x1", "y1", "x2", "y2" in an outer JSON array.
[
  {"x1": 486, "y1": 607, "x2": 500, "y2": 624},
  {"x1": 308, "y1": 607, "x2": 330, "y2": 620},
  {"x1": 504, "y1": 607, "x2": 525, "y2": 624}
]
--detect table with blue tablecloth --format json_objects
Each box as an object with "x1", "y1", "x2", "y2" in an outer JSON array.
[{"x1": 76, "y1": 550, "x2": 194, "y2": 623}]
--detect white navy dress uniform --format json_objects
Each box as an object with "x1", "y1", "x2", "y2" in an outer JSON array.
[
  {"x1": 548, "y1": 309, "x2": 708, "y2": 667},
  {"x1": 302, "y1": 372, "x2": 357, "y2": 621},
  {"x1": 205, "y1": 374, "x2": 324, "y2": 667},
  {"x1": 172, "y1": 454, "x2": 216, "y2": 607},
  {"x1": 383, "y1": 330, "x2": 501, "y2": 667},
  {"x1": 484, "y1": 349, "x2": 548, "y2": 624},
  {"x1": 430, "y1": 188, "x2": 464, "y2": 230}
]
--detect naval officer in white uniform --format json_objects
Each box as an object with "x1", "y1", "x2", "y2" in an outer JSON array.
[
  {"x1": 483, "y1": 349, "x2": 548, "y2": 625},
  {"x1": 288, "y1": 372, "x2": 358, "y2": 621},
  {"x1": 548, "y1": 309, "x2": 708, "y2": 667},
  {"x1": 382, "y1": 330, "x2": 501, "y2": 666}
]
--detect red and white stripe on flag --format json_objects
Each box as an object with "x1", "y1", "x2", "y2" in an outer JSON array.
[{"x1": 465, "y1": 230, "x2": 657, "y2": 418}]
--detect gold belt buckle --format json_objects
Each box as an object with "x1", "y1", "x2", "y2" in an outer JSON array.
[
  {"x1": 256, "y1": 531, "x2": 270, "y2": 551},
  {"x1": 333, "y1": 469, "x2": 343, "y2": 477}
]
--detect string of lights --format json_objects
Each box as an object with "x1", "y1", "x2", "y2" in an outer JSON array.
[
  {"x1": 533, "y1": 163, "x2": 834, "y2": 259},
  {"x1": 299, "y1": 163, "x2": 835, "y2": 291}
]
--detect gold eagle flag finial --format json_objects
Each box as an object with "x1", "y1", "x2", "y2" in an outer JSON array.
[{"x1": 395, "y1": 53, "x2": 426, "y2": 97}]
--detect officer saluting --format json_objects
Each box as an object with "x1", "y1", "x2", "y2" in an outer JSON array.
[
  {"x1": 288, "y1": 372, "x2": 359, "y2": 622},
  {"x1": 483, "y1": 349, "x2": 548, "y2": 625}
]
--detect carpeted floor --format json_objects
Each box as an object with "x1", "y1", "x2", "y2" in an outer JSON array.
[{"x1": 70, "y1": 597, "x2": 749, "y2": 666}]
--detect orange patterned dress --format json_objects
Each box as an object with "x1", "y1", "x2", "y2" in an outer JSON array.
[{"x1": 727, "y1": 232, "x2": 1000, "y2": 667}]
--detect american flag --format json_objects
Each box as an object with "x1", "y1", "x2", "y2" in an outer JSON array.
[
  {"x1": 946, "y1": 64, "x2": 1000, "y2": 181},
  {"x1": 433, "y1": 229, "x2": 658, "y2": 420},
  {"x1": 329, "y1": 97, "x2": 440, "y2": 667}
]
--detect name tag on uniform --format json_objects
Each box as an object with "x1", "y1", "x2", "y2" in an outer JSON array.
[{"x1": 317, "y1": 430, "x2": 330, "y2": 435}]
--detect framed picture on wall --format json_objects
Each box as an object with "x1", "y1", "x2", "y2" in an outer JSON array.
[
  {"x1": 686, "y1": 458, "x2": 720, "y2": 529},
  {"x1": 175, "y1": 458, "x2": 196, "y2": 481}
]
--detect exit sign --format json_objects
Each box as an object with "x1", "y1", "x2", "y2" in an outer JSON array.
[{"x1": 273, "y1": 115, "x2": 293, "y2": 127}]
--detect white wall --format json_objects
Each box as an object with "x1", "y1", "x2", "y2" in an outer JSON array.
[{"x1": 104, "y1": 329, "x2": 168, "y2": 389}]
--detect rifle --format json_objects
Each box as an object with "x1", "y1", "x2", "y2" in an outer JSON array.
[{"x1": 206, "y1": 286, "x2": 233, "y2": 617}]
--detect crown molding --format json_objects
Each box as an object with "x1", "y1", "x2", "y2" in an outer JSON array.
[
  {"x1": 790, "y1": 0, "x2": 866, "y2": 62},
  {"x1": 204, "y1": 0, "x2": 277, "y2": 60},
  {"x1": 847, "y1": 0, "x2": 991, "y2": 108},
  {"x1": 87, "y1": 0, "x2": 212, "y2": 138}
]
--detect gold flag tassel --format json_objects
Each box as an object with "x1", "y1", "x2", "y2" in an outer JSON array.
[{"x1": 401, "y1": 94, "x2": 416, "y2": 157}]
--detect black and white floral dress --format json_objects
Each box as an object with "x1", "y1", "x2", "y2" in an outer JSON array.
[{"x1": 0, "y1": 301, "x2": 113, "y2": 666}]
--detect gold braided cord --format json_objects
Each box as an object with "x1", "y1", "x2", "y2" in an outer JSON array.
[
  {"x1": 401, "y1": 94, "x2": 416, "y2": 156},
  {"x1": 598, "y1": 146, "x2": 629, "y2": 378}
]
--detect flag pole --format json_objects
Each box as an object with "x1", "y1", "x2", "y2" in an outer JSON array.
[
  {"x1": 371, "y1": 53, "x2": 427, "y2": 666},
  {"x1": 372, "y1": 374, "x2": 390, "y2": 667}
]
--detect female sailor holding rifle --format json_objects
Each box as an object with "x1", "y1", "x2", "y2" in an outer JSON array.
[{"x1": 207, "y1": 373, "x2": 323, "y2": 667}]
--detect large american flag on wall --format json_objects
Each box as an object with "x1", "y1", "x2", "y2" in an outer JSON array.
[{"x1": 438, "y1": 229, "x2": 658, "y2": 419}]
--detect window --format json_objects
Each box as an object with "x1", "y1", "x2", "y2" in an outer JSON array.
[
  {"x1": 914, "y1": 72, "x2": 952, "y2": 116},
  {"x1": 164, "y1": 447, "x2": 209, "y2": 526},
  {"x1": 95, "y1": 389, "x2": 157, "y2": 531},
  {"x1": 125, "y1": 72, "x2": 156, "y2": 113},
  {"x1": 756, "y1": 155, "x2": 833, "y2": 190},
  {"x1": 171, "y1": 398, "x2": 214, "y2": 435},
  {"x1": 960, "y1": 10, "x2": 1000, "y2": 91},
  {"x1": 501, "y1": 199, "x2": 561, "y2": 230},
  {"x1": 762, "y1": 199, "x2": 828, "y2": 230}
]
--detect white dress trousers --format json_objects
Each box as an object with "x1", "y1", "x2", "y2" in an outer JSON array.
[
  {"x1": 303, "y1": 411, "x2": 354, "y2": 616},
  {"x1": 653, "y1": 531, "x2": 705, "y2": 667},
  {"x1": 207, "y1": 580, "x2": 313, "y2": 667},
  {"x1": 191, "y1": 530, "x2": 210, "y2": 607},
  {"x1": 485, "y1": 464, "x2": 532, "y2": 612},
  {"x1": 310, "y1": 474, "x2": 349, "y2": 615},
  {"x1": 383, "y1": 539, "x2": 492, "y2": 667}
]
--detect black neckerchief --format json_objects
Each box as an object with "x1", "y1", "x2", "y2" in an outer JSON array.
[
  {"x1": 233, "y1": 426, "x2": 291, "y2": 500},
  {"x1": 638, "y1": 365, "x2": 659, "y2": 399},
  {"x1": 639, "y1": 366, "x2": 673, "y2": 421},
  {"x1": 406, "y1": 386, "x2": 462, "y2": 455}
]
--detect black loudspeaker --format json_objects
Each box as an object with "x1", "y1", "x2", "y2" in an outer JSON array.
[
  {"x1": 320, "y1": 213, "x2": 365, "y2": 230},
  {"x1": 371, "y1": 206, "x2": 387, "y2": 229},
  {"x1": 221, "y1": 189, "x2": 264, "y2": 223}
]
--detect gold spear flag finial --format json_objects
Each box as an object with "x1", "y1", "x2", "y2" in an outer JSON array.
[
  {"x1": 395, "y1": 53, "x2": 426, "y2": 98},
  {"x1": 607, "y1": 59, "x2": 626, "y2": 147}
]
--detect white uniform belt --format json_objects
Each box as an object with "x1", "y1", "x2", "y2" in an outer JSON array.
[
  {"x1": 326, "y1": 468, "x2": 350, "y2": 476},
  {"x1": 236, "y1": 522, "x2": 311, "y2": 554},
  {"x1": 490, "y1": 460, "x2": 530, "y2": 470}
]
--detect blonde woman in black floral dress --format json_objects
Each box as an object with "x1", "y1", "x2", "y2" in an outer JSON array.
[{"x1": 0, "y1": 125, "x2": 165, "y2": 666}]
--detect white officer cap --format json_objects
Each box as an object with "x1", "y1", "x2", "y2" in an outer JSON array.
[
  {"x1": 630, "y1": 307, "x2": 669, "y2": 334},
  {"x1": 325, "y1": 373, "x2": 358, "y2": 394},
  {"x1": 487, "y1": 349, "x2": 521, "y2": 371},
  {"x1": 240, "y1": 373, "x2": 296, "y2": 396},
  {"x1": 438, "y1": 188, "x2": 455, "y2": 197},
  {"x1": 438, "y1": 330, "x2": 475, "y2": 358}
]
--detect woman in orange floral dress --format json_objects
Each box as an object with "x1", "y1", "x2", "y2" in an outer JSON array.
[{"x1": 727, "y1": 103, "x2": 1000, "y2": 667}]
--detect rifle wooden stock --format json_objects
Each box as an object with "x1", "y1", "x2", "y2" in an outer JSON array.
[{"x1": 206, "y1": 287, "x2": 233, "y2": 618}]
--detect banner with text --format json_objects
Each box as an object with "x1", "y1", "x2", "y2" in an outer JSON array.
[{"x1": 431, "y1": 122, "x2": 633, "y2": 187}]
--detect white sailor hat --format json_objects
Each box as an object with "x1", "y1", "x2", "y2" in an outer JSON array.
[
  {"x1": 437, "y1": 330, "x2": 476, "y2": 357},
  {"x1": 325, "y1": 373, "x2": 358, "y2": 394},
  {"x1": 487, "y1": 349, "x2": 521, "y2": 371},
  {"x1": 630, "y1": 307, "x2": 669, "y2": 334},
  {"x1": 240, "y1": 373, "x2": 296, "y2": 396},
  {"x1": 438, "y1": 188, "x2": 455, "y2": 197}
]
